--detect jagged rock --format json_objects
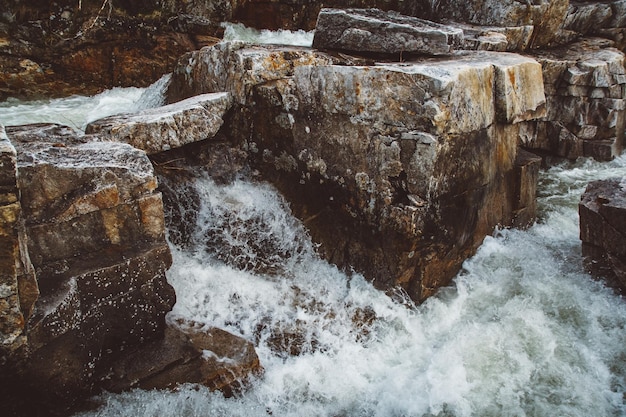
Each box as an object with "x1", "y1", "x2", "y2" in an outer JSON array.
[
  {"x1": 167, "y1": 42, "x2": 545, "y2": 301},
  {"x1": 428, "y1": 0, "x2": 570, "y2": 48},
  {"x1": 312, "y1": 8, "x2": 464, "y2": 56},
  {"x1": 448, "y1": 21, "x2": 534, "y2": 52},
  {"x1": 86, "y1": 93, "x2": 233, "y2": 154},
  {"x1": 580, "y1": 177, "x2": 626, "y2": 293},
  {"x1": 525, "y1": 39, "x2": 626, "y2": 160},
  {"x1": 0, "y1": 123, "x2": 176, "y2": 412},
  {"x1": 558, "y1": 1, "x2": 626, "y2": 53},
  {"x1": 0, "y1": 125, "x2": 35, "y2": 359},
  {"x1": 101, "y1": 322, "x2": 262, "y2": 396}
]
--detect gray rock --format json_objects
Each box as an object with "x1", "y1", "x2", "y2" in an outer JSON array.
[
  {"x1": 312, "y1": 8, "x2": 464, "y2": 56},
  {"x1": 86, "y1": 93, "x2": 232, "y2": 154},
  {"x1": 580, "y1": 178, "x2": 626, "y2": 294}
]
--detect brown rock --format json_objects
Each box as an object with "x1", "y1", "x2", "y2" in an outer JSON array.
[
  {"x1": 580, "y1": 178, "x2": 626, "y2": 293},
  {"x1": 101, "y1": 322, "x2": 262, "y2": 396}
]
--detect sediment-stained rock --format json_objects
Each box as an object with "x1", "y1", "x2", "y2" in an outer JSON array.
[
  {"x1": 166, "y1": 42, "x2": 546, "y2": 301},
  {"x1": 580, "y1": 177, "x2": 626, "y2": 293},
  {"x1": 312, "y1": 8, "x2": 464, "y2": 56},
  {"x1": 86, "y1": 92, "x2": 233, "y2": 154}
]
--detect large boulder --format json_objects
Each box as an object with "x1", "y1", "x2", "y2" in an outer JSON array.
[
  {"x1": 580, "y1": 177, "x2": 626, "y2": 293},
  {"x1": 312, "y1": 8, "x2": 464, "y2": 56},
  {"x1": 166, "y1": 42, "x2": 545, "y2": 301}
]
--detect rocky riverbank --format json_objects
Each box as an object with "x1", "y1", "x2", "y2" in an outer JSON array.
[{"x1": 1, "y1": 1, "x2": 625, "y2": 415}]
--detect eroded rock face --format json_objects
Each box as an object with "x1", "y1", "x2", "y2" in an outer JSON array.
[
  {"x1": 86, "y1": 92, "x2": 233, "y2": 154},
  {"x1": 0, "y1": 123, "x2": 176, "y2": 413},
  {"x1": 525, "y1": 39, "x2": 626, "y2": 160},
  {"x1": 580, "y1": 177, "x2": 626, "y2": 293},
  {"x1": 166, "y1": 42, "x2": 545, "y2": 301},
  {"x1": 312, "y1": 8, "x2": 464, "y2": 56}
]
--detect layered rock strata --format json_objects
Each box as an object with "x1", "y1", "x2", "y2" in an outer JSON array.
[
  {"x1": 166, "y1": 42, "x2": 545, "y2": 301},
  {"x1": 526, "y1": 39, "x2": 626, "y2": 160},
  {"x1": 580, "y1": 177, "x2": 626, "y2": 293},
  {"x1": 0, "y1": 123, "x2": 175, "y2": 411}
]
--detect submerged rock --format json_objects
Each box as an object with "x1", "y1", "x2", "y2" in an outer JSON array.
[{"x1": 580, "y1": 178, "x2": 626, "y2": 294}]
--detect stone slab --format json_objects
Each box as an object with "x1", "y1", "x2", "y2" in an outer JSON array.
[
  {"x1": 86, "y1": 93, "x2": 232, "y2": 154},
  {"x1": 312, "y1": 8, "x2": 463, "y2": 56}
]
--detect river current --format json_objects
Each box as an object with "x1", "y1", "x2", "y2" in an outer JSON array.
[{"x1": 1, "y1": 30, "x2": 625, "y2": 417}]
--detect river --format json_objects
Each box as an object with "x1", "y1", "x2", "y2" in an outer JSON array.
[{"x1": 1, "y1": 32, "x2": 625, "y2": 417}]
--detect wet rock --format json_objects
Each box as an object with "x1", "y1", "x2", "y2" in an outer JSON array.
[
  {"x1": 0, "y1": 125, "x2": 35, "y2": 360},
  {"x1": 525, "y1": 39, "x2": 626, "y2": 160},
  {"x1": 167, "y1": 42, "x2": 546, "y2": 301},
  {"x1": 312, "y1": 8, "x2": 464, "y2": 56},
  {"x1": 101, "y1": 322, "x2": 262, "y2": 396},
  {"x1": 1, "y1": 123, "x2": 176, "y2": 412},
  {"x1": 86, "y1": 93, "x2": 233, "y2": 154},
  {"x1": 580, "y1": 178, "x2": 626, "y2": 294}
]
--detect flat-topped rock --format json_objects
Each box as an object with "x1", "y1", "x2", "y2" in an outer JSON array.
[
  {"x1": 86, "y1": 93, "x2": 232, "y2": 154},
  {"x1": 165, "y1": 40, "x2": 548, "y2": 301},
  {"x1": 580, "y1": 177, "x2": 626, "y2": 293},
  {"x1": 312, "y1": 8, "x2": 464, "y2": 56},
  {"x1": 429, "y1": 0, "x2": 569, "y2": 47}
]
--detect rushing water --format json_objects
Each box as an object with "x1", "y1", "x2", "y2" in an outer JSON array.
[
  {"x1": 0, "y1": 74, "x2": 169, "y2": 130},
  {"x1": 2, "y1": 57, "x2": 625, "y2": 417}
]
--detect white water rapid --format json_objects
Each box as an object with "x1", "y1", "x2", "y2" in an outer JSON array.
[{"x1": 2, "y1": 65, "x2": 625, "y2": 417}]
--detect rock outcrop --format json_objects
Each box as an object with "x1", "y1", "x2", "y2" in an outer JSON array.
[
  {"x1": 580, "y1": 177, "x2": 626, "y2": 293},
  {"x1": 86, "y1": 92, "x2": 233, "y2": 154},
  {"x1": 0, "y1": 123, "x2": 175, "y2": 412},
  {"x1": 165, "y1": 41, "x2": 545, "y2": 301},
  {"x1": 0, "y1": 119, "x2": 262, "y2": 415},
  {"x1": 525, "y1": 38, "x2": 626, "y2": 160},
  {"x1": 312, "y1": 8, "x2": 464, "y2": 56}
]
